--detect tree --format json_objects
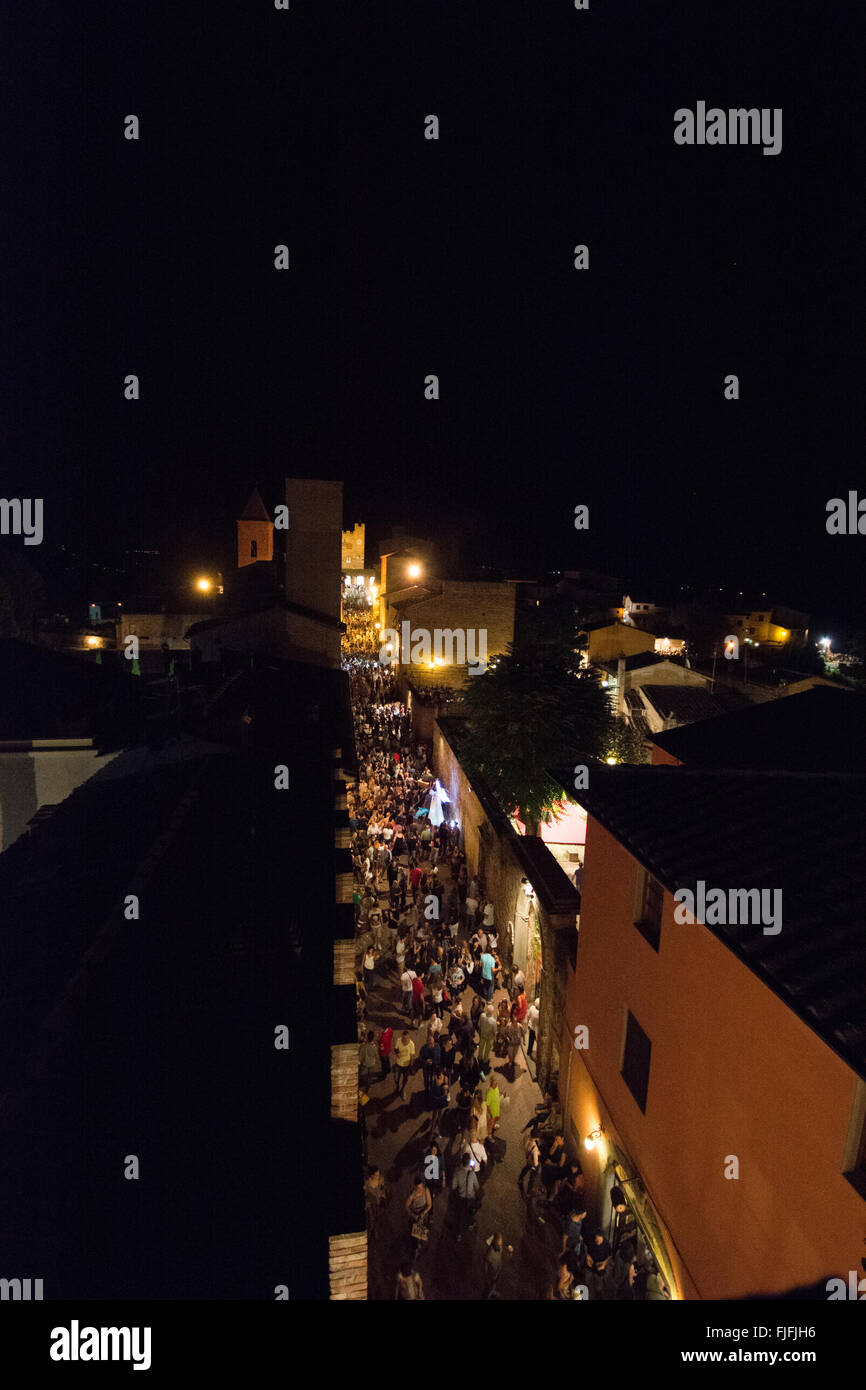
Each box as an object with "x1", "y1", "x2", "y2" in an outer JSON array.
[{"x1": 459, "y1": 609, "x2": 637, "y2": 834}]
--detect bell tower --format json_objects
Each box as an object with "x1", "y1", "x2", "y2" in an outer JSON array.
[{"x1": 237, "y1": 486, "x2": 274, "y2": 568}]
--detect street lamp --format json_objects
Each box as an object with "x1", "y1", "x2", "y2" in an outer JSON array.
[
  {"x1": 407, "y1": 562, "x2": 422, "y2": 580},
  {"x1": 195, "y1": 577, "x2": 212, "y2": 593}
]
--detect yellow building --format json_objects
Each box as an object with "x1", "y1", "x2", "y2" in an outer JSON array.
[
  {"x1": 341, "y1": 522, "x2": 365, "y2": 571},
  {"x1": 586, "y1": 621, "x2": 658, "y2": 664},
  {"x1": 723, "y1": 608, "x2": 808, "y2": 648}
]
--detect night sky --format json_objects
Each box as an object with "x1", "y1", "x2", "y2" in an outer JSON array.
[{"x1": 3, "y1": 2, "x2": 863, "y2": 631}]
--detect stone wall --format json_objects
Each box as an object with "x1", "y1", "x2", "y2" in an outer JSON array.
[{"x1": 432, "y1": 719, "x2": 577, "y2": 1095}]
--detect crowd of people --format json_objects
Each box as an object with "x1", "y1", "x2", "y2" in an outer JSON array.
[
  {"x1": 346, "y1": 653, "x2": 669, "y2": 1301},
  {"x1": 341, "y1": 597, "x2": 379, "y2": 662}
]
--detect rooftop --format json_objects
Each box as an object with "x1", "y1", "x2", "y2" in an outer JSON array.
[
  {"x1": 651, "y1": 686, "x2": 865, "y2": 772},
  {"x1": 0, "y1": 663, "x2": 356, "y2": 1297},
  {"x1": 639, "y1": 683, "x2": 748, "y2": 725},
  {"x1": 555, "y1": 764, "x2": 866, "y2": 1081},
  {"x1": 0, "y1": 638, "x2": 141, "y2": 745}
]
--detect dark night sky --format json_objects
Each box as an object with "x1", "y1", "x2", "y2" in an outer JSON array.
[{"x1": 2, "y1": 2, "x2": 863, "y2": 632}]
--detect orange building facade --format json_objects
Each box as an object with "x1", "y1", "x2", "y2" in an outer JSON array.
[{"x1": 559, "y1": 813, "x2": 866, "y2": 1300}]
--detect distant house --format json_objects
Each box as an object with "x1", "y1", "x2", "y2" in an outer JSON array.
[
  {"x1": 723, "y1": 605, "x2": 809, "y2": 648},
  {"x1": 585, "y1": 621, "x2": 658, "y2": 664},
  {"x1": 625, "y1": 682, "x2": 748, "y2": 736},
  {"x1": 594, "y1": 651, "x2": 715, "y2": 728},
  {"x1": 387, "y1": 578, "x2": 517, "y2": 690}
]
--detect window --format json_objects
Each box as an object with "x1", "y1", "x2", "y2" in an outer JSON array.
[
  {"x1": 250, "y1": 539, "x2": 258, "y2": 558},
  {"x1": 634, "y1": 868, "x2": 663, "y2": 951},
  {"x1": 621, "y1": 1010, "x2": 651, "y2": 1113}
]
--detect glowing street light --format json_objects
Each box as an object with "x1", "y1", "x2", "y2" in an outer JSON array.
[
  {"x1": 195, "y1": 576, "x2": 213, "y2": 593},
  {"x1": 407, "y1": 562, "x2": 422, "y2": 580}
]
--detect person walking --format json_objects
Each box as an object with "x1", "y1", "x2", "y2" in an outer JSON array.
[
  {"x1": 483, "y1": 1233, "x2": 512, "y2": 1298},
  {"x1": 411, "y1": 972, "x2": 426, "y2": 1025},
  {"x1": 439, "y1": 1032, "x2": 457, "y2": 1085},
  {"x1": 359, "y1": 1028, "x2": 380, "y2": 1089},
  {"x1": 451, "y1": 1152, "x2": 480, "y2": 1242},
  {"x1": 428, "y1": 1067, "x2": 450, "y2": 1140},
  {"x1": 512, "y1": 988, "x2": 528, "y2": 1027},
  {"x1": 562, "y1": 1206, "x2": 588, "y2": 1278},
  {"x1": 395, "y1": 1261, "x2": 424, "y2": 1300},
  {"x1": 517, "y1": 1131, "x2": 541, "y2": 1195},
  {"x1": 400, "y1": 965, "x2": 416, "y2": 1017},
  {"x1": 405, "y1": 1176, "x2": 432, "y2": 1255},
  {"x1": 378, "y1": 1024, "x2": 393, "y2": 1080},
  {"x1": 364, "y1": 1165, "x2": 388, "y2": 1233},
  {"x1": 457, "y1": 1043, "x2": 481, "y2": 1096},
  {"x1": 419, "y1": 1030, "x2": 441, "y2": 1100},
  {"x1": 362, "y1": 945, "x2": 377, "y2": 994},
  {"x1": 469, "y1": 1089, "x2": 492, "y2": 1145},
  {"x1": 447, "y1": 957, "x2": 465, "y2": 1003},
  {"x1": 485, "y1": 1077, "x2": 504, "y2": 1138},
  {"x1": 477, "y1": 1003, "x2": 497, "y2": 1072},
  {"x1": 549, "y1": 1256, "x2": 575, "y2": 1300},
  {"x1": 526, "y1": 997, "x2": 540, "y2": 1059},
  {"x1": 393, "y1": 1030, "x2": 416, "y2": 1096},
  {"x1": 504, "y1": 1017, "x2": 523, "y2": 1078},
  {"x1": 460, "y1": 1127, "x2": 488, "y2": 1174},
  {"x1": 429, "y1": 975, "x2": 446, "y2": 1019},
  {"x1": 469, "y1": 983, "x2": 483, "y2": 1029},
  {"x1": 465, "y1": 891, "x2": 479, "y2": 933},
  {"x1": 479, "y1": 946, "x2": 496, "y2": 1002},
  {"x1": 423, "y1": 1139, "x2": 446, "y2": 1194}
]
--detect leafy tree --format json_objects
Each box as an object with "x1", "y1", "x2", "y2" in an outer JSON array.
[{"x1": 459, "y1": 608, "x2": 640, "y2": 834}]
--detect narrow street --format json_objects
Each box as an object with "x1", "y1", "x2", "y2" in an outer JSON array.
[
  {"x1": 348, "y1": 661, "x2": 572, "y2": 1300},
  {"x1": 361, "y1": 915, "x2": 565, "y2": 1300}
]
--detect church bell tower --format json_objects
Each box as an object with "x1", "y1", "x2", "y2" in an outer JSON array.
[{"x1": 237, "y1": 487, "x2": 274, "y2": 568}]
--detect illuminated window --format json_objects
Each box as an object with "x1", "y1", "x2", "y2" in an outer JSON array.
[{"x1": 621, "y1": 1010, "x2": 651, "y2": 1114}]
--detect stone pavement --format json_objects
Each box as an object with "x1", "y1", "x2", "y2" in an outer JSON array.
[{"x1": 359, "y1": 881, "x2": 564, "y2": 1300}]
